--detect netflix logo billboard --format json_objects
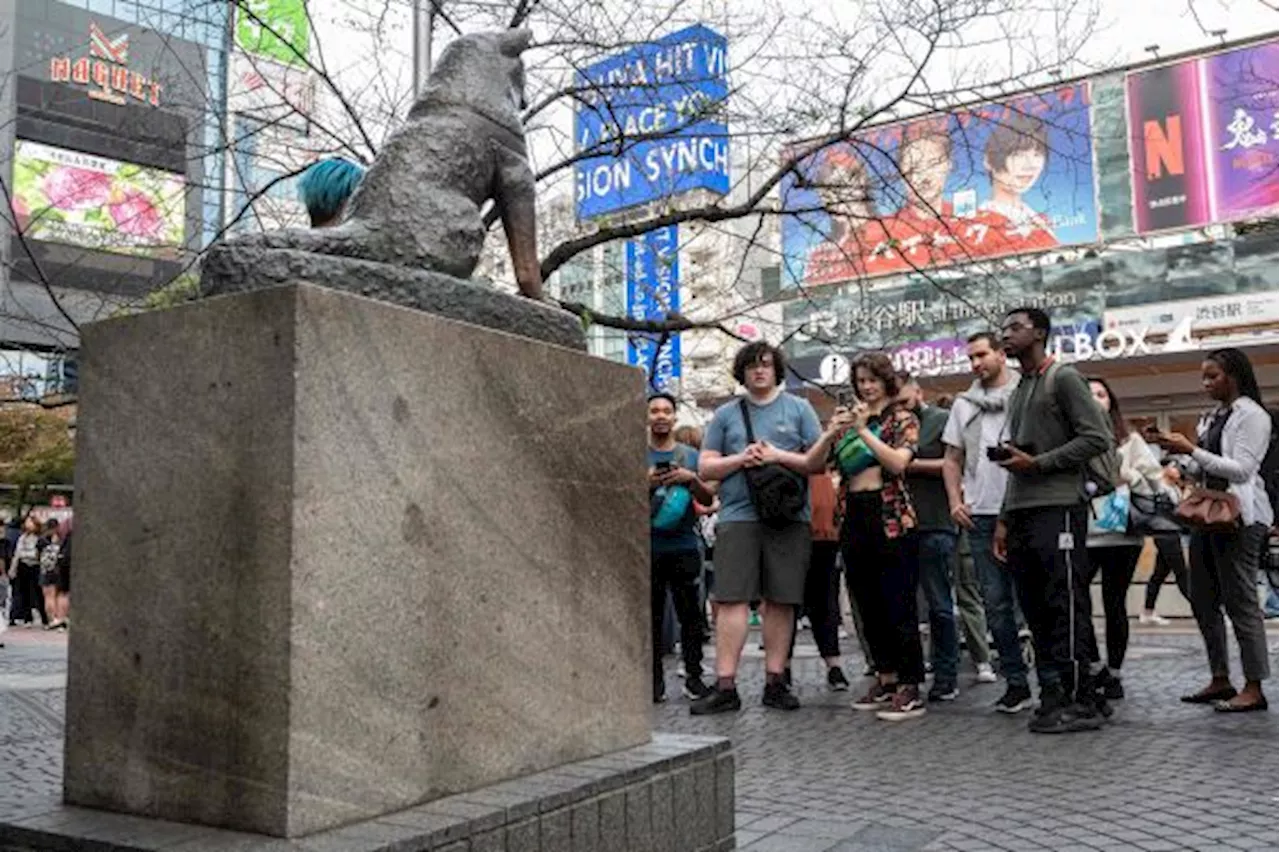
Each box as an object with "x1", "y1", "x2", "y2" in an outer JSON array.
[{"x1": 1127, "y1": 40, "x2": 1278, "y2": 234}]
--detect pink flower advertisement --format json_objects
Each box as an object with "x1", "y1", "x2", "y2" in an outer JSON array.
[{"x1": 12, "y1": 140, "x2": 185, "y2": 257}]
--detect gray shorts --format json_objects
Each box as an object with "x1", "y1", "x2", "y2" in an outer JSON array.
[{"x1": 712, "y1": 521, "x2": 810, "y2": 606}]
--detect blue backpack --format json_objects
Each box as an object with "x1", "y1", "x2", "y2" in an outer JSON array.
[{"x1": 651, "y1": 445, "x2": 699, "y2": 533}]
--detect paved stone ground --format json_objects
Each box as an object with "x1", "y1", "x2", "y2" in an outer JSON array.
[
  {"x1": 656, "y1": 623, "x2": 1279, "y2": 852},
  {"x1": 2, "y1": 623, "x2": 1276, "y2": 851},
  {"x1": 0, "y1": 628, "x2": 66, "y2": 822}
]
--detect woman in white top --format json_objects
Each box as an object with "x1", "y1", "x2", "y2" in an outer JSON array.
[
  {"x1": 1083, "y1": 377, "x2": 1172, "y2": 701},
  {"x1": 7, "y1": 517, "x2": 48, "y2": 627},
  {"x1": 1152, "y1": 348, "x2": 1273, "y2": 713}
]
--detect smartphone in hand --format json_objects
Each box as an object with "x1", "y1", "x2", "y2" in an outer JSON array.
[{"x1": 987, "y1": 443, "x2": 1034, "y2": 462}]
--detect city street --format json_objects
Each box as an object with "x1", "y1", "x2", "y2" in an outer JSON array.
[{"x1": 1, "y1": 622, "x2": 1276, "y2": 851}]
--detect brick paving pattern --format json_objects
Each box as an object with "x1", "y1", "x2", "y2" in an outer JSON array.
[
  {"x1": 2, "y1": 623, "x2": 1277, "y2": 851},
  {"x1": 657, "y1": 626, "x2": 1279, "y2": 851}
]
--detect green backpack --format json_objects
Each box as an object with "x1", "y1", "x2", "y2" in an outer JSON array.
[{"x1": 833, "y1": 421, "x2": 883, "y2": 478}]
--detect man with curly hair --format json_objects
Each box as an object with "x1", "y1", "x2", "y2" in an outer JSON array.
[{"x1": 693, "y1": 342, "x2": 824, "y2": 714}]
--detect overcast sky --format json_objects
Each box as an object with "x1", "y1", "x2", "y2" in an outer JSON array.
[{"x1": 1089, "y1": 0, "x2": 1276, "y2": 66}]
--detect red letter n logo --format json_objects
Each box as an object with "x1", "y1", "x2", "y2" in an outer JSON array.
[{"x1": 1144, "y1": 115, "x2": 1184, "y2": 179}]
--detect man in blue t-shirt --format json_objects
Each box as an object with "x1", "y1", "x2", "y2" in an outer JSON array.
[
  {"x1": 647, "y1": 392, "x2": 716, "y2": 704},
  {"x1": 695, "y1": 342, "x2": 829, "y2": 715}
]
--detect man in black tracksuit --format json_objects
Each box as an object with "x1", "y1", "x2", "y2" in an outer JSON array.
[{"x1": 994, "y1": 308, "x2": 1114, "y2": 734}]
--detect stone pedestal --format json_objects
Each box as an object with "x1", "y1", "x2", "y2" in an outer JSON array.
[
  {"x1": 199, "y1": 244, "x2": 587, "y2": 352},
  {"x1": 63, "y1": 284, "x2": 651, "y2": 838},
  {"x1": 4, "y1": 734, "x2": 734, "y2": 852}
]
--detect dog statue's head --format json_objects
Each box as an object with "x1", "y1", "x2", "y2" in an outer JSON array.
[{"x1": 420, "y1": 29, "x2": 532, "y2": 130}]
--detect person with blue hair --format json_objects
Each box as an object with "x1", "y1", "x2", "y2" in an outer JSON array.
[{"x1": 298, "y1": 157, "x2": 365, "y2": 228}]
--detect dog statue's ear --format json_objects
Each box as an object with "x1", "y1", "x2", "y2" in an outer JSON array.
[{"x1": 499, "y1": 28, "x2": 532, "y2": 57}]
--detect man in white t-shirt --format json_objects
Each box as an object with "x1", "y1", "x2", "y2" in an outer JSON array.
[{"x1": 941, "y1": 332, "x2": 1031, "y2": 714}]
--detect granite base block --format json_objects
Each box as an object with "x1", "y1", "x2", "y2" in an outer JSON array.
[
  {"x1": 200, "y1": 244, "x2": 587, "y2": 351},
  {"x1": 0, "y1": 735, "x2": 733, "y2": 852},
  {"x1": 63, "y1": 284, "x2": 649, "y2": 837}
]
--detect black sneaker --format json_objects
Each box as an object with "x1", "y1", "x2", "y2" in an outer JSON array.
[
  {"x1": 994, "y1": 684, "x2": 1033, "y2": 714},
  {"x1": 690, "y1": 687, "x2": 741, "y2": 716},
  {"x1": 1094, "y1": 669, "x2": 1125, "y2": 700},
  {"x1": 1066, "y1": 701, "x2": 1105, "y2": 731},
  {"x1": 1028, "y1": 703, "x2": 1068, "y2": 733},
  {"x1": 1081, "y1": 681, "x2": 1114, "y2": 720},
  {"x1": 762, "y1": 681, "x2": 801, "y2": 711},
  {"x1": 1029, "y1": 700, "x2": 1103, "y2": 734},
  {"x1": 928, "y1": 681, "x2": 959, "y2": 702},
  {"x1": 827, "y1": 666, "x2": 851, "y2": 692},
  {"x1": 682, "y1": 677, "x2": 713, "y2": 700}
]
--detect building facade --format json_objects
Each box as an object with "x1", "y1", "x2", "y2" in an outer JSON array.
[
  {"x1": 777, "y1": 35, "x2": 1280, "y2": 428},
  {"x1": 0, "y1": 0, "x2": 230, "y2": 400}
]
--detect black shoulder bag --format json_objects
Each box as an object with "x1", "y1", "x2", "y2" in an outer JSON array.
[{"x1": 738, "y1": 398, "x2": 807, "y2": 527}]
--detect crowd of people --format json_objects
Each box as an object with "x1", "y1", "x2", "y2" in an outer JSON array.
[
  {"x1": 649, "y1": 308, "x2": 1276, "y2": 732},
  {"x1": 1, "y1": 514, "x2": 72, "y2": 644}
]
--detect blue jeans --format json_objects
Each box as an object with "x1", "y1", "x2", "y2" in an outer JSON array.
[
  {"x1": 915, "y1": 530, "x2": 960, "y2": 686},
  {"x1": 971, "y1": 515, "x2": 1029, "y2": 689},
  {"x1": 1265, "y1": 587, "x2": 1279, "y2": 620}
]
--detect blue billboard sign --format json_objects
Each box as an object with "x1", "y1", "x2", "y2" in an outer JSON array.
[
  {"x1": 625, "y1": 225, "x2": 681, "y2": 389},
  {"x1": 574, "y1": 24, "x2": 729, "y2": 219}
]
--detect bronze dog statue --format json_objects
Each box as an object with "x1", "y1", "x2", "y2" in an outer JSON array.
[{"x1": 234, "y1": 29, "x2": 543, "y2": 300}]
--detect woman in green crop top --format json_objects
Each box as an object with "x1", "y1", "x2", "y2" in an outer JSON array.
[{"x1": 837, "y1": 353, "x2": 925, "y2": 721}]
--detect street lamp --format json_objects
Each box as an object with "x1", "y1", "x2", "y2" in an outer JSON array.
[{"x1": 412, "y1": 0, "x2": 436, "y2": 98}]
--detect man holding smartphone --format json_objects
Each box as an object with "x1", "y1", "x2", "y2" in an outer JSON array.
[
  {"x1": 993, "y1": 308, "x2": 1114, "y2": 734},
  {"x1": 942, "y1": 332, "x2": 1032, "y2": 713},
  {"x1": 647, "y1": 392, "x2": 716, "y2": 704}
]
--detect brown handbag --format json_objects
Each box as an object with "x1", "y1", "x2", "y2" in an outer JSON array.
[{"x1": 1174, "y1": 488, "x2": 1242, "y2": 532}]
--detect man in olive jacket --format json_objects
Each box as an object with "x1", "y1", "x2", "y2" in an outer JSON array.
[{"x1": 994, "y1": 307, "x2": 1114, "y2": 734}]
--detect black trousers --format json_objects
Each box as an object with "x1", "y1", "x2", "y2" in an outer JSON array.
[
  {"x1": 1006, "y1": 505, "x2": 1095, "y2": 694},
  {"x1": 841, "y1": 492, "x2": 923, "y2": 684},
  {"x1": 652, "y1": 550, "x2": 705, "y2": 688},
  {"x1": 10, "y1": 561, "x2": 47, "y2": 625},
  {"x1": 788, "y1": 539, "x2": 841, "y2": 662},
  {"x1": 1084, "y1": 545, "x2": 1142, "y2": 670},
  {"x1": 1144, "y1": 533, "x2": 1189, "y2": 611}
]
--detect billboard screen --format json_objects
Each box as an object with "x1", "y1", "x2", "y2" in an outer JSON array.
[
  {"x1": 12, "y1": 140, "x2": 186, "y2": 258},
  {"x1": 236, "y1": 0, "x2": 311, "y2": 67},
  {"x1": 1128, "y1": 40, "x2": 1278, "y2": 234},
  {"x1": 573, "y1": 24, "x2": 729, "y2": 219},
  {"x1": 781, "y1": 83, "x2": 1098, "y2": 288},
  {"x1": 625, "y1": 224, "x2": 681, "y2": 389}
]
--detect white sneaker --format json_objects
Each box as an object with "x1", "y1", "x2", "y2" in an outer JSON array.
[
  {"x1": 1139, "y1": 612, "x2": 1171, "y2": 626},
  {"x1": 975, "y1": 662, "x2": 998, "y2": 683}
]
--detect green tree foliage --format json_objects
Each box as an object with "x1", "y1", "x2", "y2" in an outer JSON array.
[{"x1": 0, "y1": 407, "x2": 75, "y2": 511}]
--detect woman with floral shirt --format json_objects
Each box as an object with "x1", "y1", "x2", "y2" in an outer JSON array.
[{"x1": 833, "y1": 353, "x2": 924, "y2": 721}]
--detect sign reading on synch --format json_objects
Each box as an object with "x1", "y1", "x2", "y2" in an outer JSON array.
[{"x1": 573, "y1": 24, "x2": 729, "y2": 219}]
